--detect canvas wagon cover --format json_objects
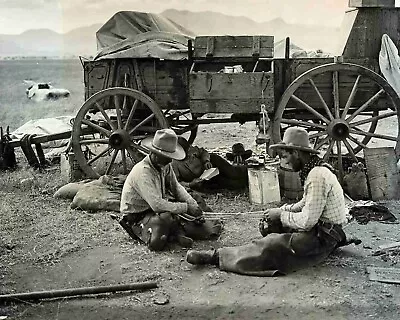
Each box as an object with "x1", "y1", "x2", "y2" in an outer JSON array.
[{"x1": 94, "y1": 11, "x2": 195, "y2": 60}]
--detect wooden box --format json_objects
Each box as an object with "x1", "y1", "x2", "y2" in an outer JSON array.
[
  {"x1": 189, "y1": 71, "x2": 274, "y2": 114},
  {"x1": 193, "y1": 36, "x2": 274, "y2": 59},
  {"x1": 349, "y1": 0, "x2": 395, "y2": 7}
]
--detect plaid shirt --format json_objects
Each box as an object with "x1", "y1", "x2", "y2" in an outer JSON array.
[
  {"x1": 280, "y1": 166, "x2": 348, "y2": 231},
  {"x1": 120, "y1": 155, "x2": 197, "y2": 215}
]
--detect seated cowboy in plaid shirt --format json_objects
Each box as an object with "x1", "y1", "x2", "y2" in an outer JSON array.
[{"x1": 186, "y1": 127, "x2": 358, "y2": 276}]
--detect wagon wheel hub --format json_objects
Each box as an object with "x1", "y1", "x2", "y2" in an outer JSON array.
[
  {"x1": 327, "y1": 119, "x2": 350, "y2": 141},
  {"x1": 109, "y1": 129, "x2": 131, "y2": 150}
]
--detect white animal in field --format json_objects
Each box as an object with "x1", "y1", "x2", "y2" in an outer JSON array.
[{"x1": 23, "y1": 80, "x2": 70, "y2": 101}]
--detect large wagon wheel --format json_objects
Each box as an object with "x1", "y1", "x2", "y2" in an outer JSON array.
[
  {"x1": 272, "y1": 62, "x2": 400, "y2": 181},
  {"x1": 72, "y1": 87, "x2": 168, "y2": 178}
]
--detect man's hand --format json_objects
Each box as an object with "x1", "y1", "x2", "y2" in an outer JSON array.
[
  {"x1": 265, "y1": 208, "x2": 282, "y2": 222},
  {"x1": 203, "y1": 161, "x2": 213, "y2": 170},
  {"x1": 187, "y1": 203, "x2": 203, "y2": 217}
]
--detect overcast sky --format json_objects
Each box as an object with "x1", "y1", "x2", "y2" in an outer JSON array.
[{"x1": 0, "y1": 0, "x2": 351, "y2": 34}]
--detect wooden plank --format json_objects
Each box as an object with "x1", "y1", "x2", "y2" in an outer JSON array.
[
  {"x1": 84, "y1": 60, "x2": 111, "y2": 99},
  {"x1": 373, "y1": 241, "x2": 400, "y2": 255},
  {"x1": 194, "y1": 35, "x2": 274, "y2": 59},
  {"x1": 349, "y1": 0, "x2": 395, "y2": 7},
  {"x1": 252, "y1": 36, "x2": 261, "y2": 57},
  {"x1": 367, "y1": 266, "x2": 400, "y2": 284},
  {"x1": 189, "y1": 72, "x2": 273, "y2": 100},
  {"x1": 206, "y1": 37, "x2": 215, "y2": 57},
  {"x1": 9, "y1": 131, "x2": 72, "y2": 148},
  {"x1": 190, "y1": 98, "x2": 274, "y2": 114}
]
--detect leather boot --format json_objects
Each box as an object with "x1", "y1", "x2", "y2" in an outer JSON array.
[{"x1": 186, "y1": 249, "x2": 219, "y2": 266}]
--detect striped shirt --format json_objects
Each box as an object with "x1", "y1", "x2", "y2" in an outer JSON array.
[
  {"x1": 120, "y1": 155, "x2": 198, "y2": 216},
  {"x1": 280, "y1": 166, "x2": 348, "y2": 231}
]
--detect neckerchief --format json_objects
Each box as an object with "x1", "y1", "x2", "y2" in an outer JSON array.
[{"x1": 299, "y1": 155, "x2": 325, "y2": 185}]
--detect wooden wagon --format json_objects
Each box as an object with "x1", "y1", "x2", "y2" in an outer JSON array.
[{"x1": 71, "y1": 1, "x2": 400, "y2": 181}]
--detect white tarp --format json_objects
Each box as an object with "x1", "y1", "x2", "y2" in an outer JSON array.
[
  {"x1": 11, "y1": 116, "x2": 73, "y2": 148},
  {"x1": 379, "y1": 34, "x2": 400, "y2": 97},
  {"x1": 94, "y1": 11, "x2": 195, "y2": 61}
]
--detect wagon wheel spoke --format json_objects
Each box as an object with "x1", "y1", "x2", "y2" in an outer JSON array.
[
  {"x1": 114, "y1": 95, "x2": 123, "y2": 129},
  {"x1": 291, "y1": 94, "x2": 330, "y2": 123},
  {"x1": 349, "y1": 111, "x2": 397, "y2": 127},
  {"x1": 322, "y1": 139, "x2": 335, "y2": 162},
  {"x1": 348, "y1": 128, "x2": 397, "y2": 141},
  {"x1": 79, "y1": 138, "x2": 109, "y2": 145},
  {"x1": 309, "y1": 131, "x2": 329, "y2": 140},
  {"x1": 336, "y1": 141, "x2": 343, "y2": 183},
  {"x1": 308, "y1": 78, "x2": 334, "y2": 121},
  {"x1": 341, "y1": 75, "x2": 361, "y2": 119},
  {"x1": 129, "y1": 114, "x2": 156, "y2": 135},
  {"x1": 87, "y1": 147, "x2": 112, "y2": 165},
  {"x1": 130, "y1": 142, "x2": 150, "y2": 154},
  {"x1": 121, "y1": 149, "x2": 128, "y2": 174},
  {"x1": 333, "y1": 71, "x2": 340, "y2": 118},
  {"x1": 346, "y1": 89, "x2": 385, "y2": 122},
  {"x1": 81, "y1": 119, "x2": 111, "y2": 137},
  {"x1": 315, "y1": 135, "x2": 329, "y2": 150},
  {"x1": 343, "y1": 139, "x2": 358, "y2": 162},
  {"x1": 95, "y1": 102, "x2": 117, "y2": 131},
  {"x1": 281, "y1": 118, "x2": 327, "y2": 130},
  {"x1": 124, "y1": 99, "x2": 139, "y2": 130},
  {"x1": 347, "y1": 135, "x2": 368, "y2": 149},
  {"x1": 105, "y1": 149, "x2": 119, "y2": 175}
]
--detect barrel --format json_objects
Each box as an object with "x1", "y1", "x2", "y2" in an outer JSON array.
[
  {"x1": 278, "y1": 166, "x2": 303, "y2": 200},
  {"x1": 248, "y1": 166, "x2": 281, "y2": 204}
]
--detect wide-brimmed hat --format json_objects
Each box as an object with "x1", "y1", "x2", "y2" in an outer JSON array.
[
  {"x1": 269, "y1": 127, "x2": 319, "y2": 154},
  {"x1": 142, "y1": 128, "x2": 186, "y2": 160},
  {"x1": 226, "y1": 143, "x2": 253, "y2": 161}
]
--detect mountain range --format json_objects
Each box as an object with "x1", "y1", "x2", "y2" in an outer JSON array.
[{"x1": 0, "y1": 9, "x2": 341, "y2": 58}]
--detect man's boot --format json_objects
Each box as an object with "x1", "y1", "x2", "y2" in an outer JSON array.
[{"x1": 186, "y1": 249, "x2": 219, "y2": 265}]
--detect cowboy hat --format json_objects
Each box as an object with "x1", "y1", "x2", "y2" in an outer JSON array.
[
  {"x1": 141, "y1": 128, "x2": 186, "y2": 160},
  {"x1": 226, "y1": 143, "x2": 253, "y2": 161},
  {"x1": 269, "y1": 127, "x2": 319, "y2": 154}
]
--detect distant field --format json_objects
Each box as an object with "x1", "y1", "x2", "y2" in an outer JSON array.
[{"x1": 0, "y1": 59, "x2": 85, "y2": 131}]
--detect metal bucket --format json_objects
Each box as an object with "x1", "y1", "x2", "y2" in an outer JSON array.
[{"x1": 248, "y1": 166, "x2": 281, "y2": 204}]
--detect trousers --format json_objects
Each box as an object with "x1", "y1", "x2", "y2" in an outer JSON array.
[
  {"x1": 122, "y1": 210, "x2": 222, "y2": 251},
  {"x1": 218, "y1": 220, "x2": 346, "y2": 276}
]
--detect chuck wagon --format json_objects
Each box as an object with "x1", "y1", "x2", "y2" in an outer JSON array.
[{"x1": 72, "y1": 1, "x2": 400, "y2": 182}]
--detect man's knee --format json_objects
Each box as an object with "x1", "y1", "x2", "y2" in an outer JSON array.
[{"x1": 147, "y1": 212, "x2": 174, "y2": 251}]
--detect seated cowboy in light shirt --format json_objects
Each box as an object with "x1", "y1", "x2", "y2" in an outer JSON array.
[
  {"x1": 119, "y1": 129, "x2": 222, "y2": 251},
  {"x1": 186, "y1": 127, "x2": 359, "y2": 276}
]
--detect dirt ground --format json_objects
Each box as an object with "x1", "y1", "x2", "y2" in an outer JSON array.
[{"x1": 1, "y1": 122, "x2": 400, "y2": 320}]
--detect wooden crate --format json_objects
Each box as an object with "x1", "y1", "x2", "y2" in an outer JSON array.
[
  {"x1": 193, "y1": 36, "x2": 274, "y2": 59},
  {"x1": 349, "y1": 0, "x2": 395, "y2": 7},
  {"x1": 189, "y1": 72, "x2": 274, "y2": 114}
]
